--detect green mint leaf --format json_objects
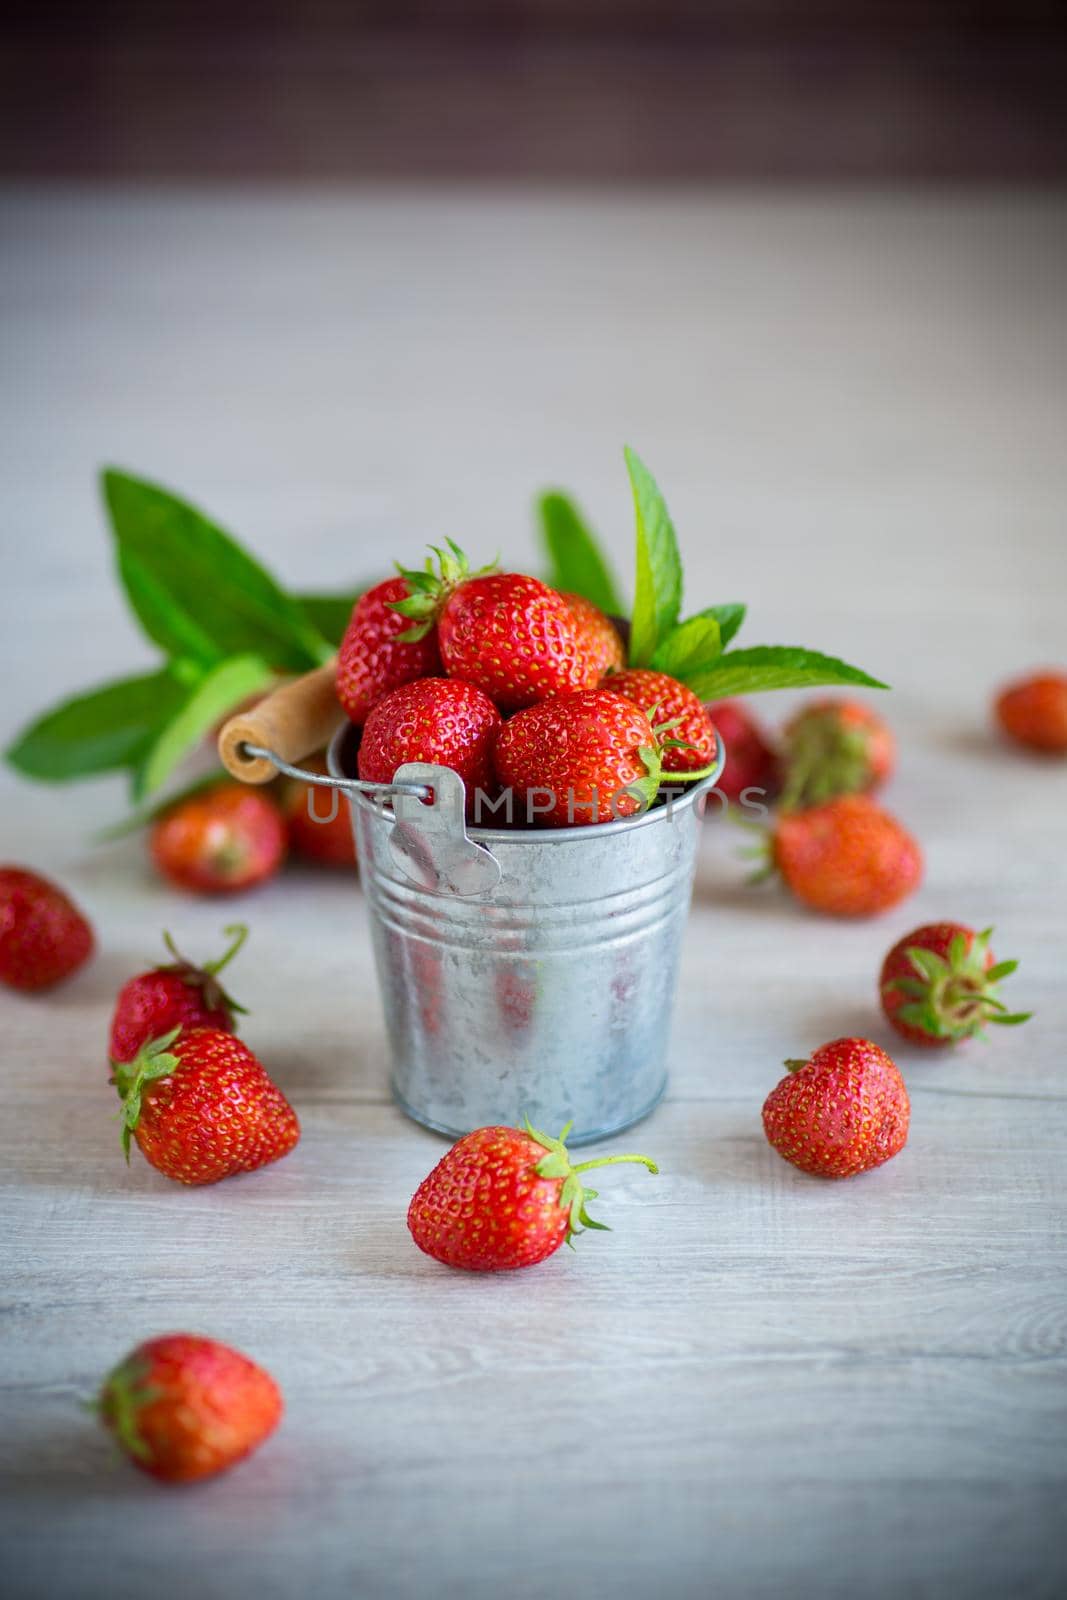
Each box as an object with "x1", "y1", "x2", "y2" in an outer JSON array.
[
  {"x1": 651, "y1": 614, "x2": 722, "y2": 681},
  {"x1": 537, "y1": 491, "x2": 623, "y2": 616},
  {"x1": 132, "y1": 654, "x2": 276, "y2": 800},
  {"x1": 102, "y1": 469, "x2": 333, "y2": 672},
  {"x1": 624, "y1": 447, "x2": 683, "y2": 666},
  {"x1": 296, "y1": 588, "x2": 372, "y2": 648},
  {"x1": 685, "y1": 646, "x2": 888, "y2": 701},
  {"x1": 4, "y1": 668, "x2": 187, "y2": 782},
  {"x1": 690, "y1": 603, "x2": 746, "y2": 650}
]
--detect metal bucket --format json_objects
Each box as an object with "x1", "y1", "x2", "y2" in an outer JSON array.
[{"x1": 327, "y1": 722, "x2": 722, "y2": 1145}]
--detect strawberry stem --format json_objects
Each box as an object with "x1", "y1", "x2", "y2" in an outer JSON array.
[{"x1": 523, "y1": 1119, "x2": 658, "y2": 1244}]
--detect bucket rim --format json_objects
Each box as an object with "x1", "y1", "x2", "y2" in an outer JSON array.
[{"x1": 327, "y1": 719, "x2": 726, "y2": 844}]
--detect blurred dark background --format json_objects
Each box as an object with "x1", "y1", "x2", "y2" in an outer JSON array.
[{"x1": 3, "y1": 0, "x2": 1066, "y2": 181}]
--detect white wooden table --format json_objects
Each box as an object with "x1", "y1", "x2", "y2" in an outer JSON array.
[{"x1": 2, "y1": 189, "x2": 1066, "y2": 1599}]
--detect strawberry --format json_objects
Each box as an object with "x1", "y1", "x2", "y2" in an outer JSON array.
[
  {"x1": 780, "y1": 697, "x2": 895, "y2": 811},
  {"x1": 357, "y1": 677, "x2": 502, "y2": 816},
  {"x1": 765, "y1": 793, "x2": 922, "y2": 917},
  {"x1": 391, "y1": 545, "x2": 598, "y2": 712},
  {"x1": 113, "y1": 1027, "x2": 299, "y2": 1185},
  {"x1": 601, "y1": 667, "x2": 718, "y2": 776},
  {"x1": 108, "y1": 925, "x2": 248, "y2": 1066},
  {"x1": 335, "y1": 576, "x2": 444, "y2": 726},
  {"x1": 994, "y1": 670, "x2": 1067, "y2": 754},
  {"x1": 704, "y1": 700, "x2": 779, "y2": 806},
  {"x1": 97, "y1": 1333, "x2": 282, "y2": 1483},
  {"x1": 150, "y1": 784, "x2": 286, "y2": 895},
  {"x1": 0, "y1": 866, "x2": 93, "y2": 991},
  {"x1": 879, "y1": 922, "x2": 1031, "y2": 1046},
  {"x1": 283, "y1": 756, "x2": 357, "y2": 868},
  {"x1": 407, "y1": 1121, "x2": 658, "y2": 1271},
  {"x1": 762, "y1": 1037, "x2": 910, "y2": 1179},
  {"x1": 492, "y1": 688, "x2": 662, "y2": 827},
  {"x1": 562, "y1": 591, "x2": 625, "y2": 677}
]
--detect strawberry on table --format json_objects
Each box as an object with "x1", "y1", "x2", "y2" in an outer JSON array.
[
  {"x1": 357, "y1": 677, "x2": 502, "y2": 816},
  {"x1": 113, "y1": 1027, "x2": 299, "y2": 1186},
  {"x1": 762, "y1": 1037, "x2": 910, "y2": 1179},
  {"x1": 994, "y1": 670, "x2": 1067, "y2": 754},
  {"x1": 704, "y1": 700, "x2": 779, "y2": 806},
  {"x1": 150, "y1": 784, "x2": 287, "y2": 896},
  {"x1": 761, "y1": 793, "x2": 922, "y2": 917},
  {"x1": 408, "y1": 1121, "x2": 658, "y2": 1271},
  {"x1": 97, "y1": 1333, "x2": 282, "y2": 1484},
  {"x1": 561, "y1": 591, "x2": 625, "y2": 678},
  {"x1": 0, "y1": 866, "x2": 94, "y2": 991},
  {"x1": 780, "y1": 697, "x2": 895, "y2": 811},
  {"x1": 602, "y1": 667, "x2": 719, "y2": 777},
  {"x1": 493, "y1": 687, "x2": 662, "y2": 827},
  {"x1": 108, "y1": 925, "x2": 248, "y2": 1066},
  {"x1": 335, "y1": 576, "x2": 444, "y2": 726},
  {"x1": 879, "y1": 922, "x2": 1031, "y2": 1046}
]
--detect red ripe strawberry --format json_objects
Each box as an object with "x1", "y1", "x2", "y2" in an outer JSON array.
[
  {"x1": 762, "y1": 1037, "x2": 910, "y2": 1179},
  {"x1": 335, "y1": 576, "x2": 443, "y2": 726},
  {"x1": 108, "y1": 925, "x2": 248, "y2": 1066},
  {"x1": 97, "y1": 1333, "x2": 282, "y2": 1483},
  {"x1": 780, "y1": 697, "x2": 895, "y2": 810},
  {"x1": 358, "y1": 677, "x2": 502, "y2": 816},
  {"x1": 994, "y1": 670, "x2": 1067, "y2": 754},
  {"x1": 407, "y1": 1121, "x2": 658, "y2": 1271},
  {"x1": 0, "y1": 866, "x2": 93, "y2": 991},
  {"x1": 562, "y1": 592, "x2": 625, "y2": 678},
  {"x1": 704, "y1": 700, "x2": 779, "y2": 806},
  {"x1": 113, "y1": 1027, "x2": 300, "y2": 1186},
  {"x1": 879, "y1": 922, "x2": 1031, "y2": 1046},
  {"x1": 767, "y1": 794, "x2": 922, "y2": 917},
  {"x1": 602, "y1": 668, "x2": 718, "y2": 776},
  {"x1": 283, "y1": 756, "x2": 357, "y2": 868},
  {"x1": 150, "y1": 784, "x2": 286, "y2": 896},
  {"x1": 493, "y1": 688, "x2": 661, "y2": 827}
]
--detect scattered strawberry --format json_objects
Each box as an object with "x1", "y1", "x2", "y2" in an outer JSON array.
[
  {"x1": 762, "y1": 1037, "x2": 910, "y2": 1179},
  {"x1": 108, "y1": 925, "x2": 248, "y2": 1066},
  {"x1": 994, "y1": 670, "x2": 1067, "y2": 754},
  {"x1": 602, "y1": 667, "x2": 718, "y2": 776},
  {"x1": 0, "y1": 866, "x2": 93, "y2": 991},
  {"x1": 283, "y1": 756, "x2": 357, "y2": 868},
  {"x1": 562, "y1": 592, "x2": 625, "y2": 677},
  {"x1": 704, "y1": 701, "x2": 779, "y2": 805},
  {"x1": 407, "y1": 1121, "x2": 658, "y2": 1271},
  {"x1": 493, "y1": 688, "x2": 661, "y2": 827},
  {"x1": 879, "y1": 922, "x2": 1031, "y2": 1046},
  {"x1": 765, "y1": 793, "x2": 922, "y2": 917},
  {"x1": 150, "y1": 784, "x2": 287, "y2": 896},
  {"x1": 780, "y1": 697, "x2": 895, "y2": 810},
  {"x1": 113, "y1": 1027, "x2": 299, "y2": 1186},
  {"x1": 335, "y1": 576, "x2": 443, "y2": 726},
  {"x1": 391, "y1": 545, "x2": 598, "y2": 712},
  {"x1": 97, "y1": 1333, "x2": 282, "y2": 1483},
  {"x1": 358, "y1": 677, "x2": 502, "y2": 815}
]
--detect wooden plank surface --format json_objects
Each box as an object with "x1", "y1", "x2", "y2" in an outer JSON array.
[{"x1": 1, "y1": 188, "x2": 1066, "y2": 1599}]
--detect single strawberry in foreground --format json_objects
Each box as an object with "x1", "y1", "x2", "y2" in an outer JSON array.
[
  {"x1": 113, "y1": 1027, "x2": 299, "y2": 1186},
  {"x1": 780, "y1": 697, "x2": 895, "y2": 811},
  {"x1": 493, "y1": 688, "x2": 661, "y2": 827},
  {"x1": 283, "y1": 756, "x2": 357, "y2": 868},
  {"x1": 704, "y1": 700, "x2": 779, "y2": 806},
  {"x1": 0, "y1": 866, "x2": 94, "y2": 991},
  {"x1": 603, "y1": 667, "x2": 719, "y2": 777},
  {"x1": 358, "y1": 677, "x2": 503, "y2": 816},
  {"x1": 335, "y1": 576, "x2": 444, "y2": 726},
  {"x1": 880, "y1": 922, "x2": 1031, "y2": 1046},
  {"x1": 994, "y1": 670, "x2": 1067, "y2": 755},
  {"x1": 562, "y1": 591, "x2": 626, "y2": 678},
  {"x1": 762, "y1": 794, "x2": 922, "y2": 917},
  {"x1": 408, "y1": 1121, "x2": 658, "y2": 1271},
  {"x1": 762, "y1": 1037, "x2": 910, "y2": 1179},
  {"x1": 150, "y1": 784, "x2": 287, "y2": 896},
  {"x1": 108, "y1": 925, "x2": 248, "y2": 1066},
  {"x1": 97, "y1": 1333, "x2": 282, "y2": 1483}
]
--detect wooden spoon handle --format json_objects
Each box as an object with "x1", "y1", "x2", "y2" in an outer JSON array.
[{"x1": 217, "y1": 661, "x2": 342, "y2": 784}]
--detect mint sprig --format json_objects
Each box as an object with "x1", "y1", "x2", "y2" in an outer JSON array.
[
  {"x1": 537, "y1": 491, "x2": 623, "y2": 617},
  {"x1": 625, "y1": 446, "x2": 684, "y2": 667}
]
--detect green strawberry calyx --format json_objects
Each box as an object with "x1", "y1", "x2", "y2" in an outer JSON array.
[
  {"x1": 97, "y1": 1354, "x2": 160, "y2": 1464},
  {"x1": 524, "y1": 1118, "x2": 658, "y2": 1246},
  {"x1": 779, "y1": 709, "x2": 873, "y2": 812},
  {"x1": 390, "y1": 540, "x2": 497, "y2": 643},
  {"x1": 884, "y1": 928, "x2": 1032, "y2": 1042},
  {"x1": 111, "y1": 1027, "x2": 183, "y2": 1160},
  {"x1": 651, "y1": 710, "x2": 719, "y2": 783},
  {"x1": 160, "y1": 922, "x2": 249, "y2": 1019}
]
